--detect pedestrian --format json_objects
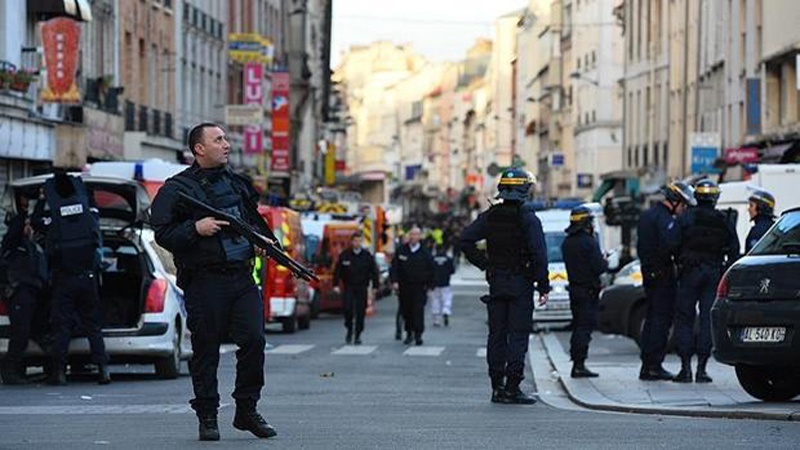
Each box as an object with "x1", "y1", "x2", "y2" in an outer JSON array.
[
  {"x1": 34, "y1": 171, "x2": 110, "y2": 386},
  {"x1": 430, "y1": 245, "x2": 455, "y2": 327},
  {"x1": 637, "y1": 181, "x2": 695, "y2": 381},
  {"x1": 333, "y1": 230, "x2": 379, "y2": 345},
  {"x1": 561, "y1": 206, "x2": 608, "y2": 378},
  {"x1": 672, "y1": 180, "x2": 739, "y2": 383},
  {"x1": 390, "y1": 225, "x2": 434, "y2": 346},
  {"x1": 150, "y1": 122, "x2": 279, "y2": 442},
  {"x1": 744, "y1": 189, "x2": 776, "y2": 254},
  {"x1": 460, "y1": 168, "x2": 549, "y2": 404},
  {"x1": 0, "y1": 210, "x2": 48, "y2": 385}
]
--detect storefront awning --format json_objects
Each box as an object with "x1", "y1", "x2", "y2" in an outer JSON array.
[
  {"x1": 27, "y1": 0, "x2": 93, "y2": 22},
  {"x1": 760, "y1": 142, "x2": 794, "y2": 163}
]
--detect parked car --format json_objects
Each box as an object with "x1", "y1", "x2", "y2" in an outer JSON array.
[
  {"x1": 0, "y1": 174, "x2": 192, "y2": 379},
  {"x1": 597, "y1": 259, "x2": 647, "y2": 343},
  {"x1": 711, "y1": 207, "x2": 800, "y2": 401}
]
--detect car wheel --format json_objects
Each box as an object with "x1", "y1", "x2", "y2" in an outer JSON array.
[
  {"x1": 282, "y1": 316, "x2": 297, "y2": 334},
  {"x1": 155, "y1": 320, "x2": 181, "y2": 379},
  {"x1": 735, "y1": 364, "x2": 800, "y2": 402},
  {"x1": 628, "y1": 304, "x2": 647, "y2": 347},
  {"x1": 298, "y1": 311, "x2": 311, "y2": 330}
]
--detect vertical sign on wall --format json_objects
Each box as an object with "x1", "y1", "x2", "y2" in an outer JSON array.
[
  {"x1": 40, "y1": 18, "x2": 81, "y2": 103},
  {"x1": 243, "y1": 62, "x2": 264, "y2": 155},
  {"x1": 271, "y1": 72, "x2": 290, "y2": 173},
  {"x1": 746, "y1": 78, "x2": 761, "y2": 136}
]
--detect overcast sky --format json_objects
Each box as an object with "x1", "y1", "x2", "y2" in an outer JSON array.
[{"x1": 331, "y1": 0, "x2": 529, "y2": 67}]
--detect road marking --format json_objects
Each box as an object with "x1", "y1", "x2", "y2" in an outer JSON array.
[
  {"x1": 403, "y1": 346, "x2": 445, "y2": 356},
  {"x1": 332, "y1": 345, "x2": 377, "y2": 355},
  {"x1": 220, "y1": 344, "x2": 238, "y2": 354},
  {"x1": 476, "y1": 347, "x2": 486, "y2": 358},
  {"x1": 265, "y1": 344, "x2": 315, "y2": 355},
  {"x1": 0, "y1": 404, "x2": 193, "y2": 415}
]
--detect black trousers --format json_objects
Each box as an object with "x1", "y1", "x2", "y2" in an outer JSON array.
[
  {"x1": 184, "y1": 270, "x2": 265, "y2": 417},
  {"x1": 640, "y1": 273, "x2": 677, "y2": 367},
  {"x1": 51, "y1": 272, "x2": 107, "y2": 367},
  {"x1": 343, "y1": 286, "x2": 368, "y2": 335},
  {"x1": 569, "y1": 286, "x2": 599, "y2": 362},
  {"x1": 5, "y1": 285, "x2": 39, "y2": 367},
  {"x1": 398, "y1": 284, "x2": 426, "y2": 337},
  {"x1": 486, "y1": 272, "x2": 533, "y2": 387}
]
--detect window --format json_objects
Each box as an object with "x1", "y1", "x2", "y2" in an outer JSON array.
[
  {"x1": 643, "y1": 144, "x2": 649, "y2": 165},
  {"x1": 627, "y1": 147, "x2": 633, "y2": 167},
  {"x1": 584, "y1": 54, "x2": 589, "y2": 69},
  {"x1": 592, "y1": 110, "x2": 596, "y2": 122},
  {"x1": 577, "y1": 58, "x2": 581, "y2": 70},
  {"x1": 592, "y1": 50, "x2": 596, "y2": 65},
  {"x1": 653, "y1": 145, "x2": 660, "y2": 166}
]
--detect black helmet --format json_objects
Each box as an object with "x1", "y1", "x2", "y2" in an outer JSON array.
[
  {"x1": 496, "y1": 167, "x2": 534, "y2": 202},
  {"x1": 694, "y1": 179, "x2": 720, "y2": 204},
  {"x1": 565, "y1": 205, "x2": 594, "y2": 234},
  {"x1": 749, "y1": 189, "x2": 776, "y2": 216},
  {"x1": 664, "y1": 181, "x2": 697, "y2": 207}
]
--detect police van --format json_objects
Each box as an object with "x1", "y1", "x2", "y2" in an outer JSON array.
[{"x1": 533, "y1": 203, "x2": 620, "y2": 330}]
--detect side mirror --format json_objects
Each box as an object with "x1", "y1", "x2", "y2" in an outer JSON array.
[{"x1": 606, "y1": 248, "x2": 621, "y2": 272}]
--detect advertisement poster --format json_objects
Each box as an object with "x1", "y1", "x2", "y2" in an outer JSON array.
[
  {"x1": 271, "y1": 71, "x2": 290, "y2": 173},
  {"x1": 243, "y1": 62, "x2": 264, "y2": 155},
  {"x1": 40, "y1": 17, "x2": 81, "y2": 103}
]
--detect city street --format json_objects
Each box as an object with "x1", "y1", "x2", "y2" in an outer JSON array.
[{"x1": 1, "y1": 270, "x2": 799, "y2": 449}]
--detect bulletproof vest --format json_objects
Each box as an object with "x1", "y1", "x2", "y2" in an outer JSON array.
[
  {"x1": 203, "y1": 174, "x2": 254, "y2": 263},
  {"x1": 682, "y1": 206, "x2": 727, "y2": 260},
  {"x1": 44, "y1": 176, "x2": 100, "y2": 271},
  {"x1": 486, "y1": 202, "x2": 528, "y2": 272}
]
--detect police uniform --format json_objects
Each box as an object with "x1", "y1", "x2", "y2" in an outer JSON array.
[
  {"x1": 36, "y1": 174, "x2": 109, "y2": 385},
  {"x1": 333, "y1": 246, "x2": 379, "y2": 344},
  {"x1": 561, "y1": 208, "x2": 608, "y2": 378},
  {"x1": 430, "y1": 250, "x2": 455, "y2": 327},
  {"x1": 390, "y1": 242, "x2": 434, "y2": 345},
  {"x1": 672, "y1": 183, "x2": 739, "y2": 383},
  {"x1": 151, "y1": 163, "x2": 277, "y2": 435},
  {"x1": 745, "y1": 215, "x2": 774, "y2": 254},
  {"x1": 460, "y1": 168, "x2": 549, "y2": 404}
]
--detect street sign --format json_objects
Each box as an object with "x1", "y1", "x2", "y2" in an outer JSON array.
[
  {"x1": 550, "y1": 153, "x2": 565, "y2": 167},
  {"x1": 224, "y1": 105, "x2": 263, "y2": 126},
  {"x1": 577, "y1": 173, "x2": 593, "y2": 188},
  {"x1": 690, "y1": 132, "x2": 721, "y2": 174}
]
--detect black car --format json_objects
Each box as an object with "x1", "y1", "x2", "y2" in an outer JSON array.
[
  {"x1": 597, "y1": 260, "x2": 648, "y2": 344},
  {"x1": 711, "y1": 207, "x2": 800, "y2": 401}
]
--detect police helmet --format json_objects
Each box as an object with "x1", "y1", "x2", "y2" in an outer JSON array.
[
  {"x1": 565, "y1": 205, "x2": 595, "y2": 234},
  {"x1": 664, "y1": 181, "x2": 697, "y2": 207},
  {"x1": 496, "y1": 167, "x2": 534, "y2": 201},
  {"x1": 694, "y1": 179, "x2": 721, "y2": 204},
  {"x1": 749, "y1": 189, "x2": 776, "y2": 216}
]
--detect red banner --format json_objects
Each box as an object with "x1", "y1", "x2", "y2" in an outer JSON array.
[
  {"x1": 270, "y1": 72, "x2": 290, "y2": 173},
  {"x1": 243, "y1": 62, "x2": 264, "y2": 155},
  {"x1": 40, "y1": 18, "x2": 81, "y2": 104},
  {"x1": 724, "y1": 147, "x2": 760, "y2": 164}
]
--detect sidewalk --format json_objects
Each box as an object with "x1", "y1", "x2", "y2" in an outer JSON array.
[{"x1": 535, "y1": 332, "x2": 800, "y2": 421}]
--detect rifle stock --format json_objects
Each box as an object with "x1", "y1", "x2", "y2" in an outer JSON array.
[{"x1": 176, "y1": 191, "x2": 319, "y2": 282}]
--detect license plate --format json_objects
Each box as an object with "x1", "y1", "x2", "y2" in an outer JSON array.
[{"x1": 740, "y1": 327, "x2": 786, "y2": 343}]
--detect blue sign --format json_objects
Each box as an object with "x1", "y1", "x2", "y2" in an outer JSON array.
[
  {"x1": 577, "y1": 173, "x2": 593, "y2": 188},
  {"x1": 405, "y1": 164, "x2": 422, "y2": 181},
  {"x1": 550, "y1": 153, "x2": 565, "y2": 167},
  {"x1": 746, "y1": 78, "x2": 761, "y2": 136},
  {"x1": 691, "y1": 147, "x2": 720, "y2": 174}
]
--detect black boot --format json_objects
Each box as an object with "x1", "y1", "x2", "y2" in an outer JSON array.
[
  {"x1": 500, "y1": 379, "x2": 536, "y2": 405},
  {"x1": 695, "y1": 356, "x2": 713, "y2": 383},
  {"x1": 639, "y1": 364, "x2": 675, "y2": 381},
  {"x1": 354, "y1": 333, "x2": 362, "y2": 345},
  {"x1": 48, "y1": 365, "x2": 67, "y2": 386},
  {"x1": 98, "y1": 364, "x2": 111, "y2": 385},
  {"x1": 672, "y1": 357, "x2": 693, "y2": 383},
  {"x1": 571, "y1": 360, "x2": 599, "y2": 378},
  {"x1": 403, "y1": 333, "x2": 413, "y2": 345},
  {"x1": 443, "y1": 314, "x2": 449, "y2": 327},
  {"x1": 198, "y1": 415, "x2": 220, "y2": 441},
  {"x1": 415, "y1": 333, "x2": 423, "y2": 346},
  {"x1": 345, "y1": 329, "x2": 353, "y2": 345},
  {"x1": 233, "y1": 409, "x2": 277, "y2": 439}
]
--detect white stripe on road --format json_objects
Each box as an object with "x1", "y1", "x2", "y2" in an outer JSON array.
[
  {"x1": 265, "y1": 344, "x2": 315, "y2": 355},
  {"x1": 403, "y1": 346, "x2": 445, "y2": 356},
  {"x1": 332, "y1": 345, "x2": 378, "y2": 355},
  {"x1": 0, "y1": 404, "x2": 193, "y2": 415},
  {"x1": 476, "y1": 347, "x2": 486, "y2": 358},
  {"x1": 220, "y1": 344, "x2": 238, "y2": 354}
]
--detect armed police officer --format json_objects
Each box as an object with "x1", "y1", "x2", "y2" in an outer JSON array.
[
  {"x1": 333, "y1": 231, "x2": 379, "y2": 345},
  {"x1": 390, "y1": 226, "x2": 434, "y2": 345},
  {"x1": 151, "y1": 122, "x2": 279, "y2": 441},
  {"x1": 637, "y1": 181, "x2": 695, "y2": 381},
  {"x1": 745, "y1": 189, "x2": 776, "y2": 254},
  {"x1": 672, "y1": 180, "x2": 739, "y2": 383},
  {"x1": 460, "y1": 168, "x2": 549, "y2": 404},
  {"x1": 561, "y1": 206, "x2": 608, "y2": 378}
]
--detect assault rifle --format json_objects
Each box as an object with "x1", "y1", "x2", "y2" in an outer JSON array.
[{"x1": 176, "y1": 191, "x2": 319, "y2": 282}]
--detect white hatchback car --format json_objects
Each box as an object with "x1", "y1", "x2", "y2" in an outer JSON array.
[{"x1": 0, "y1": 174, "x2": 192, "y2": 379}]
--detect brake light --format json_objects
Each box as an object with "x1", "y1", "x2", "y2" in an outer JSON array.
[
  {"x1": 716, "y1": 273, "x2": 729, "y2": 299},
  {"x1": 145, "y1": 279, "x2": 167, "y2": 313}
]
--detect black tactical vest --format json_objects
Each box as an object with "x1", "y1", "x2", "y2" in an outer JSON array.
[
  {"x1": 44, "y1": 176, "x2": 100, "y2": 271},
  {"x1": 486, "y1": 202, "x2": 528, "y2": 272},
  {"x1": 681, "y1": 206, "x2": 728, "y2": 261},
  {"x1": 203, "y1": 175, "x2": 253, "y2": 263}
]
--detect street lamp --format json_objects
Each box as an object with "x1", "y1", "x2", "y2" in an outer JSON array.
[{"x1": 569, "y1": 71, "x2": 599, "y2": 87}]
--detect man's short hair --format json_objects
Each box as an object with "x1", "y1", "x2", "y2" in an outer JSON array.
[
  {"x1": 187, "y1": 122, "x2": 222, "y2": 155},
  {"x1": 351, "y1": 231, "x2": 363, "y2": 239}
]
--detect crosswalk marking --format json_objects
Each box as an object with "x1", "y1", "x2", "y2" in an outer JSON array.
[
  {"x1": 220, "y1": 344, "x2": 238, "y2": 354},
  {"x1": 332, "y1": 345, "x2": 378, "y2": 355},
  {"x1": 265, "y1": 344, "x2": 315, "y2": 355},
  {"x1": 0, "y1": 404, "x2": 193, "y2": 415},
  {"x1": 476, "y1": 347, "x2": 486, "y2": 358},
  {"x1": 403, "y1": 346, "x2": 445, "y2": 356}
]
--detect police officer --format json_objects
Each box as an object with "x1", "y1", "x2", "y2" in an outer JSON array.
[
  {"x1": 637, "y1": 181, "x2": 695, "y2": 381},
  {"x1": 151, "y1": 122, "x2": 278, "y2": 441},
  {"x1": 35, "y1": 171, "x2": 110, "y2": 386},
  {"x1": 333, "y1": 231, "x2": 379, "y2": 345},
  {"x1": 672, "y1": 180, "x2": 739, "y2": 383},
  {"x1": 460, "y1": 168, "x2": 549, "y2": 404},
  {"x1": 390, "y1": 226, "x2": 434, "y2": 346},
  {"x1": 0, "y1": 211, "x2": 48, "y2": 385},
  {"x1": 561, "y1": 206, "x2": 608, "y2": 378},
  {"x1": 745, "y1": 189, "x2": 776, "y2": 254}
]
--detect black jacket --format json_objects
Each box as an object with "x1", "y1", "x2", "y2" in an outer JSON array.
[
  {"x1": 1, "y1": 215, "x2": 47, "y2": 292},
  {"x1": 745, "y1": 215, "x2": 775, "y2": 254},
  {"x1": 561, "y1": 230, "x2": 607, "y2": 289},
  {"x1": 390, "y1": 243, "x2": 434, "y2": 289},
  {"x1": 333, "y1": 247, "x2": 379, "y2": 290},
  {"x1": 432, "y1": 254, "x2": 455, "y2": 287},
  {"x1": 636, "y1": 202, "x2": 678, "y2": 276}
]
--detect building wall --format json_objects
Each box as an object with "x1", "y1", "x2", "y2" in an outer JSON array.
[{"x1": 761, "y1": 0, "x2": 800, "y2": 140}]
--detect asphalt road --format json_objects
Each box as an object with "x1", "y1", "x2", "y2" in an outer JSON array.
[{"x1": 1, "y1": 287, "x2": 799, "y2": 449}]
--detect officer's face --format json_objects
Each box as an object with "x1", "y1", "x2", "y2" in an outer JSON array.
[
  {"x1": 748, "y1": 201, "x2": 757, "y2": 219},
  {"x1": 674, "y1": 203, "x2": 687, "y2": 215},
  {"x1": 194, "y1": 126, "x2": 230, "y2": 168},
  {"x1": 351, "y1": 236, "x2": 362, "y2": 250},
  {"x1": 408, "y1": 228, "x2": 422, "y2": 245}
]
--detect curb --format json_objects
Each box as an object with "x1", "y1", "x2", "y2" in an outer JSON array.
[{"x1": 537, "y1": 333, "x2": 800, "y2": 422}]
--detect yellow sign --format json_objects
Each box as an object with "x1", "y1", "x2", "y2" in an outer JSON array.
[
  {"x1": 324, "y1": 143, "x2": 336, "y2": 186},
  {"x1": 228, "y1": 33, "x2": 273, "y2": 64}
]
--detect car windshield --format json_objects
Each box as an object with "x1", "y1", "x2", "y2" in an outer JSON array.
[
  {"x1": 749, "y1": 211, "x2": 800, "y2": 255},
  {"x1": 545, "y1": 232, "x2": 566, "y2": 263}
]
